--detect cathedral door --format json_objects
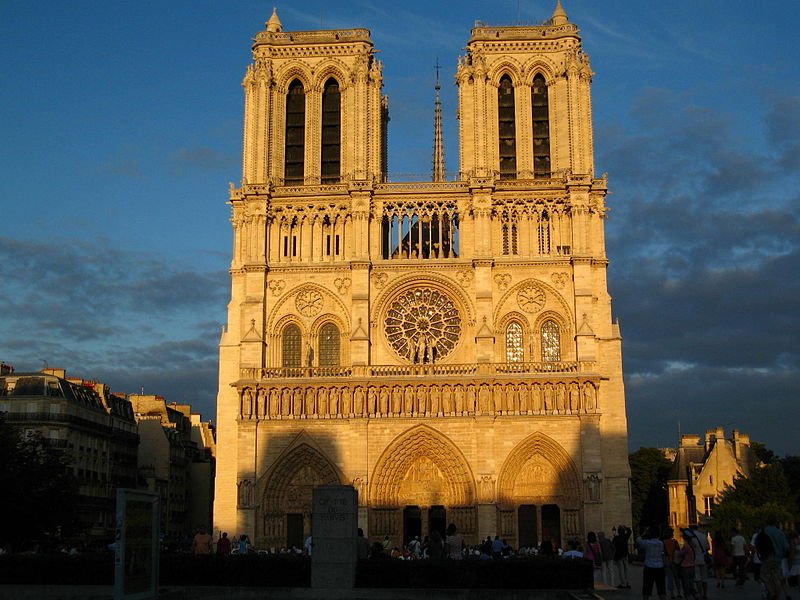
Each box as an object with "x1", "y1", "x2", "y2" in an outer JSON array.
[
  {"x1": 518, "y1": 504, "x2": 538, "y2": 548},
  {"x1": 428, "y1": 505, "x2": 446, "y2": 539},
  {"x1": 287, "y1": 513, "x2": 304, "y2": 550},
  {"x1": 541, "y1": 504, "x2": 561, "y2": 547},
  {"x1": 403, "y1": 506, "x2": 422, "y2": 545}
]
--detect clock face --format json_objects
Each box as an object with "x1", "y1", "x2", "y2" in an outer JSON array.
[
  {"x1": 295, "y1": 288, "x2": 323, "y2": 317},
  {"x1": 517, "y1": 285, "x2": 546, "y2": 313},
  {"x1": 384, "y1": 287, "x2": 462, "y2": 362}
]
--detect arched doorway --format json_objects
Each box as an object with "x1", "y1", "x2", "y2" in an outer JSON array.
[
  {"x1": 258, "y1": 441, "x2": 342, "y2": 549},
  {"x1": 497, "y1": 432, "x2": 581, "y2": 547},
  {"x1": 369, "y1": 425, "x2": 476, "y2": 544}
]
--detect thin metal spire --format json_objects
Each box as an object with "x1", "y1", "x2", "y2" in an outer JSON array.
[{"x1": 432, "y1": 57, "x2": 445, "y2": 182}]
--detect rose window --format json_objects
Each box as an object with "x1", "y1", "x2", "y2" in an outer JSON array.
[{"x1": 385, "y1": 287, "x2": 462, "y2": 362}]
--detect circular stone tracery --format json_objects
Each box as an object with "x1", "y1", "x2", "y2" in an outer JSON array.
[{"x1": 384, "y1": 287, "x2": 462, "y2": 362}]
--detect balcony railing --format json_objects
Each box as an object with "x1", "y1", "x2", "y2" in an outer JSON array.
[{"x1": 239, "y1": 361, "x2": 593, "y2": 382}]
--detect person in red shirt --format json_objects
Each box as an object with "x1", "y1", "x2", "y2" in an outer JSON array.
[{"x1": 216, "y1": 531, "x2": 232, "y2": 555}]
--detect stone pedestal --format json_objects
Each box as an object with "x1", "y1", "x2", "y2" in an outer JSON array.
[{"x1": 311, "y1": 486, "x2": 358, "y2": 589}]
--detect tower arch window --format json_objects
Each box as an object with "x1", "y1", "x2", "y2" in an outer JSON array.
[
  {"x1": 531, "y1": 74, "x2": 551, "y2": 178},
  {"x1": 541, "y1": 320, "x2": 561, "y2": 362},
  {"x1": 501, "y1": 209, "x2": 518, "y2": 255},
  {"x1": 318, "y1": 323, "x2": 340, "y2": 367},
  {"x1": 282, "y1": 323, "x2": 302, "y2": 368},
  {"x1": 498, "y1": 75, "x2": 517, "y2": 180},
  {"x1": 284, "y1": 79, "x2": 305, "y2": 185},
  {"x1": 506, "y1": 321, "x2": 524, "y2": 363},
  {"x1": 538, "y1": 210, "x2": 551, "y2": 255},
  {"x1": 321, "y1": 78, "x2": 341, "y2": 184}
]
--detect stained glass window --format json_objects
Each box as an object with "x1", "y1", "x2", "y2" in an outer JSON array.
[
  {"x1": 541, "y1": 320, "x2": 560, "y2": 362},
  {"x1": 506, "y1": 322, "x2": 524, "y2": 363},
  {"x1": 318, "y1": 323, "x2": 340, "y2": 367},
  {"x1": 384, "y1": 287, "x2": 461, "y2": 362},
  {"x1": 282, "y1": 324, "x2": 302, "y2": 368}
]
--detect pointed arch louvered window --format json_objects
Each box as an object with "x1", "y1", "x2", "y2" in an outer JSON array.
[
  {"x1": 284, "y1": 79, "x2": 305, "y2": 185},
  {"x1": 321, "y1": 78, "x2": 341, "y2": 184},
  {"x1": 498, "y1": 75, "x2": 517, "y2": 180},
  {"x1": 532, "y1": 74, "x2": 551, "y2": 178}
]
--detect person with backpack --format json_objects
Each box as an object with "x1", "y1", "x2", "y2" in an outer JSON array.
[
  {"x1": 756, "y1": 516, "x2": 790, "y2": 600},
  {"x1": 686, "y1": 525, "x2": 710, "y2": 599},
  {"x1": 677, "y1": 530, "x2": 699, "y2": 599},
  {"x1": 613, "y1": 525, "x2": 632, "y2": 589}
]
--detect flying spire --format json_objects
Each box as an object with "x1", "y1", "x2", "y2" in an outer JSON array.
[
  {"x1": 266, "y1": 7, "x2": 283, "y2": 33},
  {"x1": 432, "y1": 58, "x2": 446, "y2": 182},
  {"x1": 551, "y1": 0, "x2": 569, "y2": 26}
]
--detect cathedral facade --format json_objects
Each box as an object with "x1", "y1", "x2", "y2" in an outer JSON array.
[{"x1": 214, "y1": 3, "x2": 631, "y2": 550}]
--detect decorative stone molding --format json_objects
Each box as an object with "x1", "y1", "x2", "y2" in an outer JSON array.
[
  {"x1": 268, "y1": 280, "x2": 286, "y2": 295},
  {"x1": 583, "y1": 472, "x2": 602, "y2": 502},
  {"x1": 334, "y1": 277, "x2": 351, "y2": 294},
  {"x1": 551, "y1": 272, "x2": 569, "y2": 289},
  {"x1": 237, "y1": 478, "x2": 255, "y2": 508},
  {"x1": 295, "y1": 287, "x2": 323, "y2": 317},
  {"x1": 517, "y1": 284, "x2": 546, "y2": 313},
  {"x1": 372, "y1": 272, "x2": 388, "y2": 289},
  {"x1": 494, "y1": 273, "x2": 512, "y2": 291},
  {"x1": 455, "y1": 270, "x2": 473, "y2": 288}
]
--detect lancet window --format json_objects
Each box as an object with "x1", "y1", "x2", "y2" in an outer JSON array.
[
  {"x1": 538, "y1": 210, "x2": 551, "y2": 255},
  {"x1": 282, "y1": 324, "x2": 302, "y2": 368},
  {"x1": 501, "y1": 208, "x2": 519, "y2": 256},
  {"x1": 505, "y1": 322, "x2": 524, "y2": 363},
  {"x1": 284, "y1": 79, "x2": 305, "y2": 185},
  {"x1": 318, "y1": 323, "x2": 340, "y2": 367},
  {"x1": 541, "y1": 320, "x2": 561, "y2": 362},
  {"x1": 381, "y1": 201, "x2": 459, "y2": 260},
  {"x1": 321, "y1": 78, "x2": 341, "y2": 184},
  {"x1": 531, "y1": 74, "x2": 551, "y2": 178},
  {"x1": 498, "y1": 75, "x2": 517, "y2": 180}
]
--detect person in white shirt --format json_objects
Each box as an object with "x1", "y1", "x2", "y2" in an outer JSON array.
[{"x1": 730, "y1": 529, "x2": 747, "y2": 585}]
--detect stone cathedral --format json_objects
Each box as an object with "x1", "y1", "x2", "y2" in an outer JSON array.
[{"x1": 214, "y1": 2, "x2": 631, "y2": 550}]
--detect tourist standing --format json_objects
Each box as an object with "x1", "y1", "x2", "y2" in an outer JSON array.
[
  {"x1": 636, "y1": 526, "x2": 667, "y2": 600},
  {"x1": 613, "y1": 525, "x2": 632, "y2": 589},
  {"x1": 686, "y1": 525, "x2": 709, "y2": 599},
  {"x1": 678, "y1": 530, "x2": 698, "y2": 599},
  {"x1": 445, "y1": 523, "x2": 464, "y2": 560},
  {"x1": 192, "y1": 528, "x2": 213, "y2": 555},
  {"x1": 599, "y1": 531, "x2": 616, "y2": 587},
  {"x1": 730, "y1": 528, "x2": 747, "y2": 585},
  {"x1": 711, "y1": 531, "x2": 730, "y2": 588},
  {"x1": 662, "y1": 528, "x2": 681, "y2": 599},
  {"x1": 216, "y1": 531, "x2": 232, "y2": 555}
]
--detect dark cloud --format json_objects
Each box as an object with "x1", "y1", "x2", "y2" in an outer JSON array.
[{"x1": 600, "y1": 90, "x2": 799, "y2": 455}]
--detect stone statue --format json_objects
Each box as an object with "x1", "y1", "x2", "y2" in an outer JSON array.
[
  {"x1": 354, "y1": 386, "x2": 365, "y2": 416},
  {"x1": 441, "y1": 385, "x2": 452, "y2": 415},
  {"x1": 304, "y1": 387, "x2": 315, "y2": 416},
  {"x1": 556, "y1": 383, "x2": 567, "y2": 414},
  {"x1": 318, "y1": 387, "x2": 329, "y2": 417},
  {"x1": 543, "y1": 383, "x2": 554, "y2": 413},
  {"x1": 429, "y1": 385, "x2": 440, "y2": 415},
  {"x1": 280, "y1": 388, "x2": 291, "y2": 416},
  {"x1": 583, "y1": 383, "x2": 597, "y2": 412},
  {"x1": 341, "y1": 386, "x2": 352, "y2": 416},
  {"x1": 531, "y1": 383, "x2": 542, "y2": 414},
  {"x1": 479, "y1": 384, "x2": 491, "y2": 414},
  {"x1": 404, "y1": 386, "x2": 414, "y2": 415},
  {"x1": 379, "y1": 387, "x2": 390, "y2": 416},
  {"x1": 391, "y1": 387, "x2": 402, "y2": 415},
  {"x1": 569, "y1": 382, "x2": 581, "y2": 413},
  {"x1": 454, "y1": 385, "x2": 465, "y2": 414},
  {"x1": 292, "y1": 387, "x2": 302, "y2": 417},
  {"x1": 268, "y1": 388, "x2": 279, "y2": 418},
  {"x1": 493, "y1": 384, "x2": 504, "y2": 413},
  {"x1": 367, "y1": 387, "x2": 377, "y2": 416},
  {"x1": 466, "y1": 385, "x2": 476, "y2": 414},
  {"x1": 330, "y1": 387, "x2": 340, "y2": 416},
  {"x1": 518, "y1": 383, "x2": 529, "y2": 414}
]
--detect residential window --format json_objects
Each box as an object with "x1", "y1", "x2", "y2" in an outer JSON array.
[{"x1": 703, "y1": 496, "x2": 714, "y2": 517}]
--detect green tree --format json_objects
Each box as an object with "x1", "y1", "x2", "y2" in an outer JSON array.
[
  {"x1": 0, "y1": 414, "x2": 80, "y2": 551},
  {"x1": 629, "y1": 447, "x2": 672, "y2": 533},
  {"x1": 713, "y1": 461, "x2": 797, "y2": 535}
]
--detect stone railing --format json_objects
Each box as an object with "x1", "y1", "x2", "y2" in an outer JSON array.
[{"x1": 239, "y1": 361, "x2": 591, "y2": 381}]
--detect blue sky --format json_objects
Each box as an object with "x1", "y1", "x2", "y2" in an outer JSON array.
[{"x1": 1, "y1": 1, "x2": 798, "y2": 455}]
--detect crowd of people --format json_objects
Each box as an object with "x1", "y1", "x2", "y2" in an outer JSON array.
[{"x1": 633, "y1": 516, "x2": 799, "y2": 600}]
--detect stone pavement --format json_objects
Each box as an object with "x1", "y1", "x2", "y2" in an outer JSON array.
[{"x1": 595, "y1": 564, "x2": 767, "y2": 600}]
